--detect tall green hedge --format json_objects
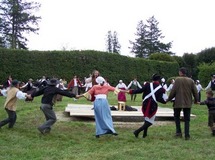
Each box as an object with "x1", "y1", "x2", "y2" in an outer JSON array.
[
  {"x1": 0, "y1": 49, "x2": 179, "y2": 85},
  {"x1": 198, "y1": 63, "x2": 215, "y2": 87}
]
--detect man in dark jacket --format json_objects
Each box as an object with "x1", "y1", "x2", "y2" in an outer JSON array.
[
  {"x1": 31, "y1": 78, "x2": 78, "y2": 134},
  {"x1": 167, "y1": 67, "x2": 198, "y2": 140}
]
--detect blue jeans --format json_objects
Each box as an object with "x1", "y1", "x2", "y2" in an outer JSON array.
[{"x1": 174, "y1": 108, "x2": 191, "y2": 137}]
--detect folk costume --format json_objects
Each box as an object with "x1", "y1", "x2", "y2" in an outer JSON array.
[
  {"x1": 205, "y1": 74, "x2": 215, "y2": 94},
  {"x1": 0, "y1": 80, "x2": 28, "y2": 128},
  {"x1": 196, "y1": 80, "x2": 203, "y2": 102},
  {"x1": 129, "y1": 74, "x2": 166, "y2": 138},
  {"x1": 82, "y1": 76, "x2": 119, "y2": 138},
  {"x1": 127, "y1": 78, "x2": 142, "y2": 101},
  {"x1": 31, "y1": 78, "x2": 77, "y2": 134},
  {"x1": 3, "y1": 76, "x2": 12, "y2": 89},
  {"x1": 199, "y1": 91, "x2": 215, "y2": 135},
  {"x1": 20, "y1": 78, "x2": 36, "y2": 102},
  {"x1": 67, "y1": 76, "x2": 82, "y2": 95},
  {"x1": 115, "y1": 80, "x2": 127, "y2": 102},
  {"x1": 85, "y1": 70, "x2": 100, "y2": 102}
]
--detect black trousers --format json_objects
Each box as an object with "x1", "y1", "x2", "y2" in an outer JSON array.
[
  {"x1": 0, "y1": 108, "x2": 17, "y2": 128},
  {"x1": 174, "y1": 108, "x2": 191, "y2": 137},
  {"x1": 198, "y1": 92, "x2": 201, "y2": 102}
]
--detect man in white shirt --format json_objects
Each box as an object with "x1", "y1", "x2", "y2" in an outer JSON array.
[
  {"x1": 0, "y1": 80, "x2": 31, "y2": 129},
  {"x1": 127, "y1": 78, "x2": 142, "y2": 101},
  {"x1": 205, "y1": 74, "x2": 215, "y2": 93}
]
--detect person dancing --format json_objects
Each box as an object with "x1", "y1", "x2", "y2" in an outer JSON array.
[
  {"x1": 78, "y1": 76, "x2": 120, "y2": 138},
  {"x1": 127, "y1": 74, "x2": 166, "y2": 138}
]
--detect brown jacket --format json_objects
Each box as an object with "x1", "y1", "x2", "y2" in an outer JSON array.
[
  {"x1": 4, "y1": 87, "x2": 19, "y2": 111},
  {"x1": 168, "y1": 76, "x2": 198, "y2": 108}
]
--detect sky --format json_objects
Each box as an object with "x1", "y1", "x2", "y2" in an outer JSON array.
[{"x1": 27, "y1": 0, "x2": 215, "y2": 57}]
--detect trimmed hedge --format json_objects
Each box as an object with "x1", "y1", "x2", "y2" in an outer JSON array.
[
  {"x1": 198, "y1": 63, "x2": 215, "y2": 87},
  {"x1": 0, "y1": 49, "x2": 179, "y2": 85}
]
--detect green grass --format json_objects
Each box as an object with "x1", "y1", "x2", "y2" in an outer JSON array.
[{"x1": 0, "y1": 92, "x2": 214, "y2": 160}]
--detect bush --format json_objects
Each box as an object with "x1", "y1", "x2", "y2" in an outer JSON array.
[
  {"x1": 0, "y1": 49, "x2": 179, "y2": 85},
  {"x1": 198, "y1": 62, "x2": 215, "y2": 87},
  {"x1": 149, "y1": 53, "x2": 175, "y2": 62}
]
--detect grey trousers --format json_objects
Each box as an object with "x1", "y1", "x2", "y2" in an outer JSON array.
[{"x1": 38, "y1": 104, "x2": 57, "y2": 131}]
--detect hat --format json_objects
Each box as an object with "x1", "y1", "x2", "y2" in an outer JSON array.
[
  {"x1": 119, "y1": 80, "x2": 123, "y2": 83},
  {"x1": 47, "y1": 78, "x2": 59, "y2": 86},
  {"x1": 11, "y1": 79, "x2": 20, "y2": 86},
  {"x1": 96, "y1": 76, "x2": 105, "y2": 84},
  {"x1": 29, "y1": 78, "x2": 33, "y2": 81},
  {"x1": 196, "y1": 80, "x2": 200, "y2": 83},
  {"x1": 152, "y1": 74, "x2": 161, "y2": 81}
]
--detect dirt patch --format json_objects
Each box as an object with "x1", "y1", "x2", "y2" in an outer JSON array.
[
  {"x1": 56, "y1": 111, "x2": 72, "y2": 121},
  {"x1": 56, "y1": 111, "x2": 174, "y2": 128},
  {"x1": 113, "y1": 121, "x2": 174, "y2": 128}
]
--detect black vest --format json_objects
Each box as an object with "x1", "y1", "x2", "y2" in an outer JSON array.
[{"x1": 211, "y1": 80, "x2": 215, "y2": 90}]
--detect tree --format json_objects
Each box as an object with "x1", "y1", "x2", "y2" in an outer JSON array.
[
  {"x1": 130, "y1": 16, "x2": 172, "y2": 58},
  {"x1": 105, "y1": 30, "x2": 121, "y2": 54},
  {"x1": 129, "y1": 20, "x2": 148, "y2": 57},
  {"x1": 196, "y1": 47, "x2": 215, "y2": 65},
  {"x1": 0, "y1": 0, "x2": 41, "y2": 49},
  {"x1": 112, "y1": 31, "x2": 121, "y2": 54},
  {"x1": 0, "y1": 15, "x2": 5, "y2": 47},
  {"x1": 106, "y1": 30, "x2": 112, "y2": 53},
  {"x1": 182, "y1": 53, "x2": 197, "y2": 78},
  {"x1": 198, "y1": 62, "x2": 215, "y2": 87},
  {"x1": 172, "y1": 55, "x2": 186, "y2": 68},
  {"x1": 146, "y1": 16, "x2": 172, "y2": 55}
]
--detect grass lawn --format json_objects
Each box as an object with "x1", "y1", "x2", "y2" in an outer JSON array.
[{"x1": 0, "y1": 92, "x2": 214, "y2": 160}]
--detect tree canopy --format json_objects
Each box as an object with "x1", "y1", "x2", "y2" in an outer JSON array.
[
  {"x1": 0, "y1": 0, "x2": 41, "y2": 49},
  {"x1": 129, "y1": 16, "x2": 172, "y2": 58},
  {"x1": 105, "y1": 30, "x2": 121, "y2": 54}
]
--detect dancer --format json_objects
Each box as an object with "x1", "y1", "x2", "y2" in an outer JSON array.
[
  {"x1": 78, "y1": 76, "x2": 120, "y2": 138},
  {"x1": 167, "y1": 67, "x2": 198, "y2": 140},
  {"x1": 199, "y1": 91, "x2": 215, "y2": 136},
  {"x1": 126, "y1": 74, "x2": 166, "y2": 138},
  {"x1": 0, "y1": 80, "x2": 31, "y2": 129},
  {"x1": 116, "y1": 80, "x2": 127, "y2": 102},
  {"x1": 31, "y1": 78, "x2": 78, "y2": 134},
  {"x1": 127, "y1": 77, "x2": 142, "y2": 101},
  {"x1": 195, "y1": 80, "x2": 203, "y2": 102},
  {"x1": 85, "y1": 70, "x2": 100, "y2": 102}
]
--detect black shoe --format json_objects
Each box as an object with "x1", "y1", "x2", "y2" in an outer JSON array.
[
  {"x1": 185, "y1": 136, "x2": 190, "y2": 140},
  {"x1": 38, "y1": 127, "x2": 50, "y2": 135},
  {"x1": 212, "y1": 130, "x2": 215, "y2": 136},
  {"x1": 105, "y1": 130, "x2": 113, "y2": 134},
  {"x1": 133, "y1": 130, "x2": 139, "y2": 138},
  {"x1": 175, "y1": 133, "x2": 182, "y2": 138},
  {"x1": 37, "y1": 127, "x2": 43, "y2": 134},
  {"x1": 44, "y1": 128, "x2": 51, "y2": 134},
  {"x1": 112, "y1": 133, "x2": 118, "y2": 136},
  {"x1": 95, "y1": 135, "x2": 100, "y2": 138},
  {"x1": 143, "y1": 134, "x2": 147, "y2": 138}
]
